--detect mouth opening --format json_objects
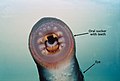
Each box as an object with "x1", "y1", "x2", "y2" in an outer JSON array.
[
  {"x1": 47, "y1": 35, "x2": 58, "y2": 44},
  {"x1": 45, "y1": 34, "x2": 60, "y2": 54}
]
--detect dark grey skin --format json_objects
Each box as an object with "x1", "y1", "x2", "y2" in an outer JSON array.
[{"x1": 29, "y1": 17, "x2": 84, "y2": 81}]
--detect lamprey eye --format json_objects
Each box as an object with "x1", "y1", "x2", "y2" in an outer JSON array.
[{"x1": 29, "y1": 17, "x2": 74, "y2": 68}]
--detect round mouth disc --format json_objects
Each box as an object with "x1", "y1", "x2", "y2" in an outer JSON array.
[{"x1": 29, "y1": 17, "x2": 75, "y2": 68}]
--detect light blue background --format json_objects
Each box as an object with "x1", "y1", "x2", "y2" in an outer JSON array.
[{"x1": 0, "y1": 0, "x2": 120, "y2": 81}]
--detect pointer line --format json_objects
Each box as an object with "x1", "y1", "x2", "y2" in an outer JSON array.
[{"x1": 74, "y1": 32, "x2": 89, "y2": 37}]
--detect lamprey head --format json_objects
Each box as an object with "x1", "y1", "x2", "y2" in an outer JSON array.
[{"x1": 29, "y1": 17, "x2": 75, "y2": 69}]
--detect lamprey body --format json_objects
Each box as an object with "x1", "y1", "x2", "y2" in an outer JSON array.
[{"x1": 29, "y1": 17, "x2": 84, "y2": 81}]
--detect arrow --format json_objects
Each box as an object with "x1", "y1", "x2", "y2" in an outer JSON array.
[
  {"x1": 83, "y1": 60, "x2": 101, "y2": 73},
  {"x1": 74, "y1": 32, "x2": 89, "y2": 37}
]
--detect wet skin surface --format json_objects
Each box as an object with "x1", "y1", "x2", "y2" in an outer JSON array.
[{"x1": 29, "y1": 17, "x2": 84, "y2": 81}]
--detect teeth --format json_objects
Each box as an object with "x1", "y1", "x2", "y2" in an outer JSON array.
[
  {"x1": 59, "y1": 43, "x2": 65, "y2": 50},
  {"x1": 59, "y1": 46, "x2": 62, "y2": 50},
  {"x1": 61, "y1": 43, "x2": 65, "y2": 47},
  {"x1": 56, "y1": 31, "x2": 63, "y2": 37},
  {"x1": 39, "y1": 28, "x2": 42, "y2": 31},
  {"x1": 43, "y1": 28, "x2": 46, "y2": 31},
  {"x1": 41, "y1": 49, "x2": 48, "y2": 55},
  {"x1": 47, "y1": 26, "x2": 51, "y2": 30},
  {"x1": 38, "y1": 32, "x2": 42, "y2": 36},
  {"x1": 37, "y1": 37, "x2": 43, "y2": 44},
  {"x1": 58, "y1": 37, "x2": 65, "y2": 43},
  {"x1": 41, "y1": 50, "x2": 45, "y2": 54},
  {"x1": 53, "y1": 27, "x2": 57, "y2": 30},
  {"x1": 39, "y1": 44, "x2": 45, "y2": 50}
]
